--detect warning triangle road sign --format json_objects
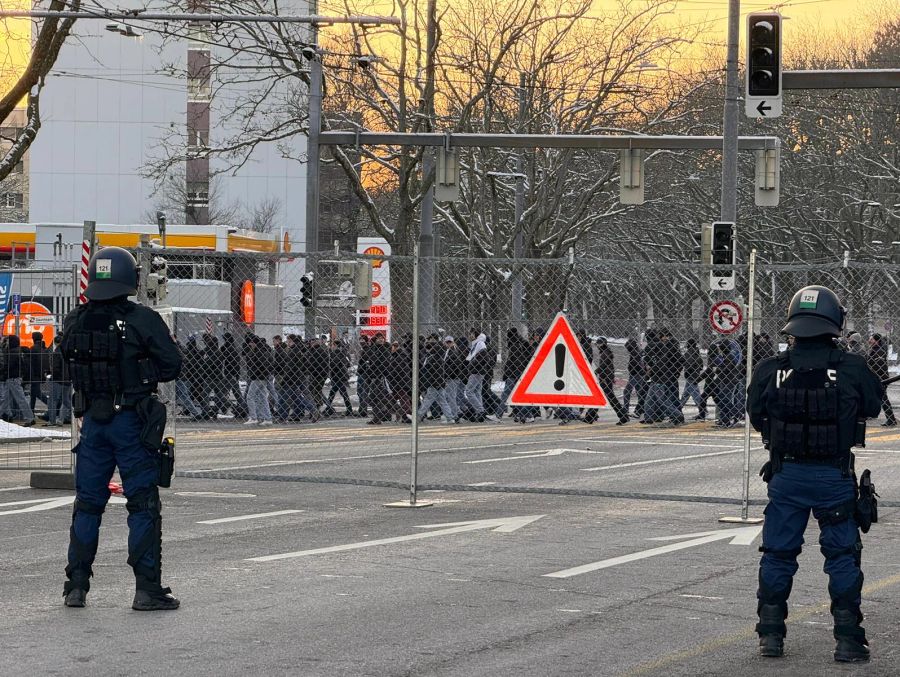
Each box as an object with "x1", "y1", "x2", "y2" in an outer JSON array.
[{"x1": 509, "y1": 313, "x2": 608, "y2": 408}]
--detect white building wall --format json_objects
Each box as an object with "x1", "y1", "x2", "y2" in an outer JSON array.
[{"x1": 28, "y1": 5, "x2": 308, "y2": 253}]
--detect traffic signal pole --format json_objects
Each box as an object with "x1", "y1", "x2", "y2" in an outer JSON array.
[{"x1": 719, "y1": 0, "x2": 741, "y2": 225}]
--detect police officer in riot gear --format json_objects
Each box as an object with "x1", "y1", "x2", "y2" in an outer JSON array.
[
  {"x1": 61, "y1": 247, "x2": 183, "y2": 610},
  {"x1": 748, "y1": 285, "x2": 882, "y2": 661}
]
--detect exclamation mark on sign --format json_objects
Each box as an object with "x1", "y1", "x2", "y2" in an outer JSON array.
[{"x1": 554, "y1": 344, "x2": 566, "y2": 391}]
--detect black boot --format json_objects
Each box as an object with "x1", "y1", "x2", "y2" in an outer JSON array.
[
  {"x1": 133, "y1": 587, "x2": 180, "y2": 611},
  {"x1": 756, "y1": 603, "x2": 786, "y2": 657},
  {"x1": 63, "y1": 579, "x2": 88, "y2": 608},
  {"x1": 833, "y1": 609, "x2": 869, "y2": 662}
]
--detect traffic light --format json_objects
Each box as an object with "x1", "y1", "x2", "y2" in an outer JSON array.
[
  {"x1": 300, "y1": 273, "x2": 314, "y2": 307},
  {"x1": 711, "y1": 222, "x2": 735, "y2": 266},
  {"x1": 745, "y1": 12, "x2": 782, "y2": 118},
  {"x1": 146, "y1": 256, "x2": 168, "y2": 304}
]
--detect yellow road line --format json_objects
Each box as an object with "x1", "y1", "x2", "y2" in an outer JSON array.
[{"x1": 622, "y1": 571, "x2": 900, "y2": 677}]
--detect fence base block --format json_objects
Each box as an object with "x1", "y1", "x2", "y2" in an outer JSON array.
[
  {"x1": 30, "y1": 472, "x2": 75, "y2": 491},
  {"x1": 718, "y1": 515, "x2": 764, "y2": 524},
  {"x1": 384, "y1": 500, "x2": 434, "y2": 508}
]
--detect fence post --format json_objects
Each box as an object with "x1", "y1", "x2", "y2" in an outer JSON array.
[
  {"x1": 386, "y1": 244, "x2": 432, "y2": 508},
  {"x1": 720, "y1": 249, "x2": 763, "y2": 525}
]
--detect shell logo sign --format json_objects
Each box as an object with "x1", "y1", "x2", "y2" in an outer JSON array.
[
  {"x1": 372, "y1": 281, "x2": 382, "y2": 299},
  {"x1": 364, "y1": 246, "x2": 385, "y2": 268},
  {"x1": 3, "y1": 301, "x2": 56, "y2": 348}
]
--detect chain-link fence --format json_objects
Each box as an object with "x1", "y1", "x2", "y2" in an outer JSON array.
[
  {"x1": 5, "y1": 249, "x2": 898, "y2": 506},
  {"x1": 160, "y1": 248, "x2": 900, "y2": 506},
  {"x1": 0, "y1": 267, "x2": 77, "y2": 471}
]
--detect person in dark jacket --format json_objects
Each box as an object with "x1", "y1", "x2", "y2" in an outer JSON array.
[
  {"x1": 280, "y1": 335, "x2": 318, "y2": 421},
  {"x1": 220, "y1": 332, "x2": 245, "y2": 417},
  {"x1": 27, "y1": 332, "x2": 50, "y2": 414},
  {"x1": 324, "y1": 340, "x2": 353, "y2": 416},
  {"x1": 622, "y1": 338, "x2": 647, "y2": 418},
  {"x1": 356, "y1": 335, "x2": 371, "y2": 417},
  {"x1": 243, "y1": 335, "x2": 274, "y2": 425},
  {"x1": 47, "y1": 334, "x2": 71, "y2": 425},
  {"x1": 419, "y1": 337, "x2": 453, "y2": 422},
  {"x1": 867, "y1": 333, "x2": 896, "y2": 426},
  {"x1": 442, "y1": 336, "x2": 465, "y2": 422},
  {"x1": 754, "y1": 333, "x2": 776, "y2": 368},
  {"x1": 700, "y1": 338, "x2": 743, "y2": 427},
  {"x1": 3, "y1": 334, "x2": 34, "y2": 425},
  {"x1": 304, "y1": 337, "x2": 329, "y2": 412},
  {"x1": 584, "y1": 337, "x2": 629, "y2": 424},
  {"x1": 680, "y1": 338, "x2": 705, "y2": 416},
  {"x1": 389, "y1": 336, "x2": 413, "y2": 422},
  {"x1": 642, "y1": 327, "x2": 684, "y2": 424},
  {"x1": 366, "y1": 333, "x2": 393, "y2": 424},
  {"x1": 496, "y1": 328, "x2": 531, "y2": 421}
]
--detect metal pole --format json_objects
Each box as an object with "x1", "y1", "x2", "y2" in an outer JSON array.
[
  {"x1": 740, "y1": 249, "x2": 758, "y2": 520},
  {"x1": 304, "y1": 50, "x2": 323, "y2": 340},
  {"x1": 720, "y1": 0, "x2": 741, "y2": 223},
  {"x1": 409, "y1": 243, "x2": 421, "y2": 505},
  {"x1": 419, "y1": 150, "x2": 435, "y2": 329},
  {"x1": 511, "y1": 72, "x2": 526, "y2": 330}
]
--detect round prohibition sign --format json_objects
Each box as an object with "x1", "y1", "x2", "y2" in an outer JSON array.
[{"x1": 709, "y1": 300, "x2": 743, "y2": 335}]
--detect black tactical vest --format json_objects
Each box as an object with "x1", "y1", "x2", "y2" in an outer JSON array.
[
  {"x1": 64, "y1": 304, "x2": 156, "y2": 411},
  {"x1": 765, "y1": 350, "x2": 844, "y2": 462}
]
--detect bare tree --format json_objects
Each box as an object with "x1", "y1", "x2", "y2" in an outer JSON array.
[
  {"x1": 145, "y1": 169, "x2": 243, "y2": 226},
  {"x1": 0, "y1": 0, "x2": 80, "y2": 182},
  {"x1": 245, "y1": 195, "x2": 282, "y2": 233}
]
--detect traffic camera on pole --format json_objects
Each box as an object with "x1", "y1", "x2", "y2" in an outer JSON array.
[
  {"x1": 745, "y1": 12, "x2": 782, "y2": 119},
  {"x1": 300, "y1": 273, "x2": 314, "y2": 307}
]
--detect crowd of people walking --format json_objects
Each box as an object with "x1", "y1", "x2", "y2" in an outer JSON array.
[{"x1": 173, "y1": 326, "x2": 898, "y2": 430}]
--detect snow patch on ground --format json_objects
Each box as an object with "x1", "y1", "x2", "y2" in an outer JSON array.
[{"x1": 0, "y1": 421, "x2": 71, "y2": 440}]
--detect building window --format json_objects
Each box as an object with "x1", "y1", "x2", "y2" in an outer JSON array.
[
  {"x1": 1, "y1": 193, "x2": 23, "y2": 209},
  {"x1": 188, "y1": 128, "x2": 209, "y2": 149},
  {"x1": 186, "y1": 182, "x2": 209, "y2": 208},
  {"x1": 188, "y1": 77, "x2": 211, "y2": 102}
]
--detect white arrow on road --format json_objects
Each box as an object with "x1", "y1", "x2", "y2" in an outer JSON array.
[
  {"x1": 0, "y1": 495, "x2": 126, "y2": 517},
  {"x1": 247, "y1": 514, "x2": 545, "y2": 563},
  {"x1": 543, "y1": 525, "x2": 762, "y2": 579},
  {"x1": 464, "y1": 449, "x2": 606, "y2": 464}
]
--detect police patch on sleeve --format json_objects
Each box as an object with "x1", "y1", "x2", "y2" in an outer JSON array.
[
  {"x1": 798, "y1": 289, "x2": 819, "y2": 309},
  {"x1": 96, "y1": 259, "x2": 112, "y2": 279}
]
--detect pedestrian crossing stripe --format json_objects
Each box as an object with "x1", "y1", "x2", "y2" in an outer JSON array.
[{"x1": 509, "y1": 313, "x2": 608, "y2": 408}]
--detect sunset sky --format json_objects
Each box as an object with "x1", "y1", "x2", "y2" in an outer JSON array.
[{"x1": 0, "y1": 0, "x2": 895, "y2": 107}]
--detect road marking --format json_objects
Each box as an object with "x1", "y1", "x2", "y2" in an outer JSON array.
[
  {"x1": 0, "y1": 486, "x2": 31, "y2": 492},
  {"x1": 580, "y1": 447, "x2": 759, "y2": 472},
  {"x1": 463, "y1": 448, "x2": 606, "y2": 464},
  {"x1": 247, "y1": 514, "x2": 545, "y2": 563},
  {"x1": 0, "y1": 495, "x2": 125, "y2": 516},
  {"x1": 467, "y1": 482, "x2": 497, "y2": 486},
  {"x1": 571, "y1": 438, "x2": 738, "y2": 449},
  {"x1": 188, "y1": 441, "x2": 553, "y2": 473},
  {"x1": 543, "y1": 525, "x2": 762, "y2": 579},
  {"x1": 175, "y1": 491, "x2": 257, "y2": 498},
  {"x1": 198, "y1": 509, "x2": 303, "y2": 525}
]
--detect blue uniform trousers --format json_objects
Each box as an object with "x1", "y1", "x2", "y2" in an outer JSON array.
[
  {"x1": 759, "y1": 463, "x2": 862, "y2": 623},
  {"x1": 67, "y1": 410, "x2": 162, "y2": 592}
]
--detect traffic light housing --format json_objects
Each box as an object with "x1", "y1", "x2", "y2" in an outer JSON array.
[
  {"x1": 146, "y1": 256, "x2": 168, "y2": 304},
  {"x1": 300, "y1": 273, "x2": 314, "y2": 307},
  {"x1": 711, "y1": 222, "x2": 735, "y2": 267},
  {"x1": 745, "y1": 12, "x2": 782, "y2": 118}
]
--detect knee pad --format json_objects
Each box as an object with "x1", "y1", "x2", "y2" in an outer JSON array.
[
  {"x1": 126, "y1": 486, "x2": 160, "y2": 516},
  {"x1": 74, "y1": 498, "x2": 106, "y2": 517}
]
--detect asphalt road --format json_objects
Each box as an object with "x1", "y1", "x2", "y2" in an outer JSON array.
[{"x1": 2, "y1": 414, "x2": 900, "y2": 676}]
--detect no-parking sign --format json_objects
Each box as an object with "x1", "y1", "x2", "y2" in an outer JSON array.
[{"x1": 709, "y1": 300, "x2": 743, "y2": 335}]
